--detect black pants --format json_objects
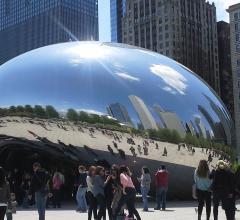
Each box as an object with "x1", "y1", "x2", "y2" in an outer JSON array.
[
  {"x1": 106, "y1": 195, "x2": 113, "y2": 220},
  {"x1": 87, "y1": 191, "x2": 97, "y2": 220},
  {"x1": 53, "y1": 189, "x2": 62, "y2": 208},
  {"x1": 197, "y1": 189, "x2": 211, "y2": 220},
  {"x1": 113, "y1": 188, "x2": 141, "y2": 220},
  {"x1": 0, "y1": 206, "x2": 7, "y2": 220},
  {"x1": 96, "y1": 193, "x2": 106, "y2": 220},
  {"x1": 213, "y1": 192, "x2": 235, "y2": 220}
]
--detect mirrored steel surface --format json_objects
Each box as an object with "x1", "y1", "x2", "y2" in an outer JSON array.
[{"x1": 0, "y1": 41, "x2": 233, "y2": 145}]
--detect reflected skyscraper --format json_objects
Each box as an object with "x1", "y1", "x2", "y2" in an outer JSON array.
[
  {"x1": 107, "y1": 103, "x2": 133, "y2": 127},
  {"x1": 128, "y1": 95, "x2": 158, "y2": 130},
  {"x1": 0, "y1": 0, "x2": 99, "y2": 64},
  {"x1": 186, "y1": 122, "x2": 196, "y2": 136},
  {"x1": 154, "y1": 105, "x2": 186, "y2": 138},
  {"x1": 195, "y1": 117, "x2": 207, "y2": 139}
]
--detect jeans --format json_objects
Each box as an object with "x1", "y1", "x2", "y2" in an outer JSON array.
[
  {"x1": 213, "y1": 191, "x2": 235, "y2": 220},
  {"x1": 76, "y1": 187, "x2": 87, "y2": 211},
  {"x1": 141, "y1": 186, "x2": 150, "y2": 210},
  {"x1": 22, "y1": 190, "x2": 29, "y2": 208},
  {"x1": 87, "y1": 191, "x2": 97, "y2": 220},
  {"x1": 35, "y1": 191, "x2": 47, "y2": 220},
  {"x1": 6, "y1": 212, "x2": 12, "y2": 220},
  {"x1": 197, "y1": 189, "x2": 211, "y2": 220},
  {"x1": 156, "y1": 187, "x2": 168, "y2": 210}
]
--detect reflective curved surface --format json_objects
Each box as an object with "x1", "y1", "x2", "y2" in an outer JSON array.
[{"x1": 0, "y1": 41, "x2": 234, "y2": 198}]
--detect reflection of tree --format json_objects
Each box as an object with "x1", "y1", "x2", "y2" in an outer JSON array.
[
  {"x1": 148, "y1": 129, "x2": 182, "y2": 144},
  {"x1": 67, "y1": 109, "x2": 78, "y2": 122},
  {"x1": 46, "y1": 105, "x2": 59, "y2": 118},
  {"x1": 25, "y1": 105, "x2": 34, "y2": 114},
  {"x1": 34, "y1": 105, "x2": 46, "y2": 118}
]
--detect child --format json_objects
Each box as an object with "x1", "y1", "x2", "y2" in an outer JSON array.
[{"x1": 6, "y1": 193, "x2": 17, "y2": 220}]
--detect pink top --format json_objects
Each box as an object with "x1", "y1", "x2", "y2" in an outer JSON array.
[{"x1": 120, "y1": 173, "x2": 135, "y2": 189}]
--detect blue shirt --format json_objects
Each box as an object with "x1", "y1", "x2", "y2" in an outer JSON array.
[{"x1": 194, "y1": 169, "x2": 212, "y2": 191}]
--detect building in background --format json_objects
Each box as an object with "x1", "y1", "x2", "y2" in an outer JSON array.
[
  {"x1": 122, "y1": 0, "x2": 220, "y2": 95},
  {"x1": 154, "y1": 105, "x2": 186, "y2": 138},
  {"x1": 107, "y1": 102, "x2": 133, "y2": 127},
  {"x1": 128, "y1": 95, "x2": 158, "y2": 130},
  {"x1": 110, "y1": 0, "x2": 126, "y2": 42},
  {"x1": 227, "y1": 3, "x2": 240, "y2": 155},
  {"x1": 217, "y1": 21, "x2": 234, "y2": 119},
  {"x1": 195, "y1": 117, "x2": 207, "y2": 139},
  {"x1": 0, "y1": 0, "x2": 98, "y2": 65}
]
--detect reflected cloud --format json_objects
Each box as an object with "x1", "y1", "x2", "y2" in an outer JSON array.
[
  {"x1": 78, "y1": 108, "x2": 105, "y2": 116},
  {"x1": 162, "y1": 86, "x2": 177, "y2": 95},
  {"x1": 150, "y1": 64, "x2": 188, "y2": 95},
  {"x1": 115, "y1": 72, "x2": 140, "y2": 82}
]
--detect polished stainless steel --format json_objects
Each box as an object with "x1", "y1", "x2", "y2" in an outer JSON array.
[{"x1": 0, "y1": 42, "x2": 234, "y2": 198}]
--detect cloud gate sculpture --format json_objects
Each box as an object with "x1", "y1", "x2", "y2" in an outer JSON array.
[{"x1": 0, "y1": 42, "x2": 234, "y2": 198}]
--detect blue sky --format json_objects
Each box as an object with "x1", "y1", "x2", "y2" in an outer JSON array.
[{"x1": 98, "y1": 0, "x2": 239, "y2": 42}]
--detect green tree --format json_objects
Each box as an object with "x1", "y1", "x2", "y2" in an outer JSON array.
[
  {"x1": 34, "y1": 105, "x2": 47, "y2": 118},
  {"x1": 67, "y1": 109, "x2": 79, "y2": 122},
  {"x1": 46, "y1": 105, "x2": 59, "y2": 118}
]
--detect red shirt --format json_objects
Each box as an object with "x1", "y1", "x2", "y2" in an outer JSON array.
[{"x1": 155, "y1": 170, "x2": 169, "y2": 188}]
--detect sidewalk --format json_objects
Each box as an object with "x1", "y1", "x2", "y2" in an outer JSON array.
[{"x1": 12, "y1": 202, "x2": 240, "y2": 220}]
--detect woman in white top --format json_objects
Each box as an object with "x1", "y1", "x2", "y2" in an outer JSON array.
[
  {"x1": 86, "y1": 166, "x2": 97, "y2": 220},
  {"x1": 0, "y1": 167, "x2": 11, "y2": 220}
]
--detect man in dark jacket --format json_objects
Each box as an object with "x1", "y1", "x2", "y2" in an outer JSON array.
[{"x1": 29, "y1": 162, "x2": 51, "y2": 220}]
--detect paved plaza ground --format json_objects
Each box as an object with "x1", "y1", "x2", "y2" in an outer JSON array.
[{"x1": 10, "y1": 202, "x2": 240, "y2": 220}]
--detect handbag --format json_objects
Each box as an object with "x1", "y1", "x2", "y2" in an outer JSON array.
[{"x1": 192, "y1": 183, "x2": 198, "y2": 200}]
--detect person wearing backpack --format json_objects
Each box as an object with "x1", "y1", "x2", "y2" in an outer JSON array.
[
  {"x1": 52, "y1": 169, "x2": 64, "y2": 208},
  {"x1": 29, "y1": 162, "x2": 52, "y2": 220}
]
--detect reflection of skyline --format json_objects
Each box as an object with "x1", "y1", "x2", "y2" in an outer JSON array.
[
  {"x1": 107, "y1": 103, "x2": 134, "y2": 128},
  {"x1": 203, "y1": 94, "x2": 232, "y2": 145},
  {"x1": 198, "y1": 104, "x2": 226, "y2": 143},
  {"x1": 195, "y1": 117, "x2": 207, "y2": 139},
  {"x1": 154, "y1": 104, "x2": 186, "y2": 138},
  {"x1": 128, "y1": 95, "x2": 158, "y2": 130}
]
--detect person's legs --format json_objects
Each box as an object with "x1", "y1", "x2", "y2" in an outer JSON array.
[
  {"x1": 213, "y1": 193, "x2": 221, "y2": 220},
  {"x1": 96, "y1": 194, "x2": 106, "y2": 220},
  {"x1": 126, "y1": 188, "x2": 141, "y2": 220},
  {"x1": 155, "y1": 187, "x2": 161, "y2": 209},
  {"x1": 161, "y1": 188, "x2": 168, "y2": 210},
  {"x1": 205, "y1": 191, "x2": 212, "y2": 220},
  {"x1": 6, "y1": 212, "x2": 13, "y2": 220},
  {"x1": 106, "y1": 196, "x2": 113, "y2": 220},
  {"x1": 0, "y1": 206, "x2": 7, "y2": 220},
  {"x1": 76, "y1": 187, "x2": 87, "y2": 211},
  {"x1": 141, "y1": 186, "x2": 149, "y2": 211},
  {"x1": 113, "y1": 193, "x2": 127, "y2": 220},
  {"x1": 35, "y1": 192, "x2": 47, "y2": 220},
  {"x1": 197, "y1": 190, "x2": 205, "y2": 220}
]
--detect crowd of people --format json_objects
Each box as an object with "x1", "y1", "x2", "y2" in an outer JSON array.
[{"x1": 1, "y1": 157, "x2": 240, "y2": 220}]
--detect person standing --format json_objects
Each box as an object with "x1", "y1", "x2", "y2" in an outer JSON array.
[
  {"x1": 113, "y1": 166, "x2": 141, "y2": 220},
  {"x1": 29, "y1": 162, "x2": 52, "y2": 220},
  {"x1": 92, "y1": 166, "x2": 110, "y2": 220},
  {"x1": 52, "y1": 169, "x2": 64, "y2": 208},
  {"x1": 155, "y1": 165, "x2": 169, "y2": 211},
  {"x1": 210, "y1": 160, "x2": 235, "y2": 220},
  {"x1": 138, "y1": 167, "x2": 151, "y2": 211},
  {"x1": 86, "y1": 166, "x2": 97, "y2": 220},
  {"x1": 194, "y1": 160, "x2": 212, "y2": 220},
  {"x1": 0, "y1": 167, "x2": 11, "y2": 220},
  {"x1": 76, "y1": 165, "x2": 88, "y2": 212}
]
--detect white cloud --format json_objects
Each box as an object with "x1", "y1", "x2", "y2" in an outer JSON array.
[
  {"x1": 150, "y1": 64, "x2": 188, "y2": 95},
  {"x1": 209, "y1": 0, "x2": 239, "y2": 21},
  {"x1": 162, "y1": 86, "x2": 177, "y2": 95},
  {"x1": 115, "y1": 72, "x2": 140, "y2": 81}
]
